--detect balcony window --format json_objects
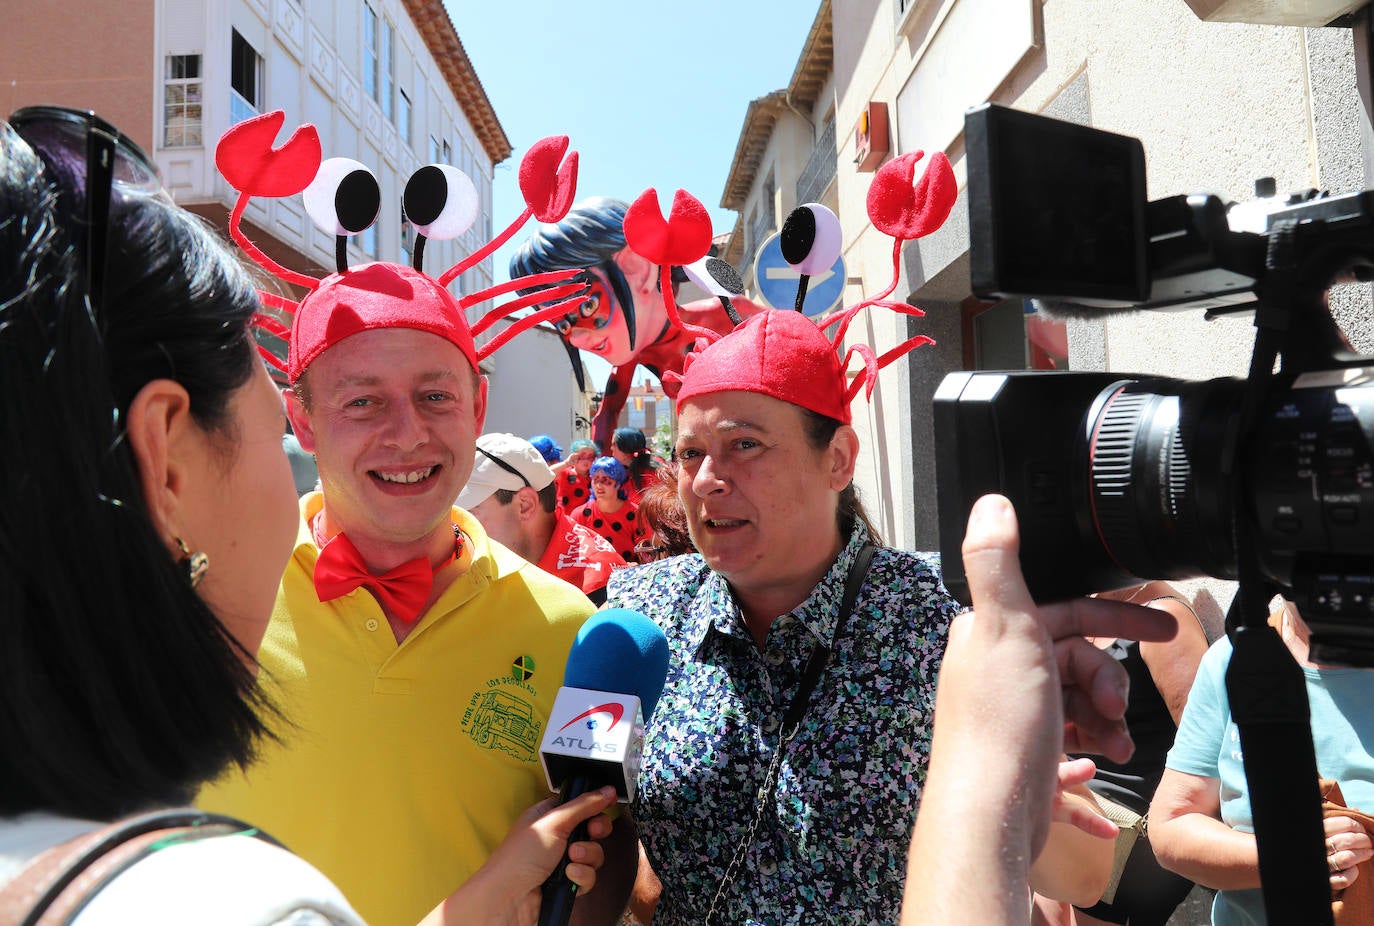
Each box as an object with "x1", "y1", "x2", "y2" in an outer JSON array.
[
  {"x1": 163, "y1": 54, "x2": 203, "y2": 147},
  {"x1": 363, "y1": 2, "x2": 378, "y2": 101},
  {"x1": 380, "y1": 19, "x2": 394, "y2": 121},
  {"x1": 230, "y1": 31, "x2": 262, "y2": 124},
  {"x1": 796, "y1": 117, "x2": 837, "y2": 204}
]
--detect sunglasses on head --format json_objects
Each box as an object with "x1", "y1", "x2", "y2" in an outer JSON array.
[
  {"x1": 8, "y1": 106, "x2": 162, "y2": 316},
  {"x1": 477, "y1": 446, "x2": 532, "y2": 488}
]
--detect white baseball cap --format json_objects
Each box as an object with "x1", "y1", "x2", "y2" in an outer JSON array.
[{"x1": 458, "y1": 432, "x2": 557, "y2": 509}]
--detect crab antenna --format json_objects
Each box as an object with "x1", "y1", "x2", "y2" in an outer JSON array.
[
  {"x1": 229, "y1": 192, "x2": 320, "y2": 292},
  {"x1": 413, "y1": 234, "x2": 428, "y2": 272},
  {"x1": 658, "y1": 265, "x2": 718, "y2": 342},
  {"x1": 257, "y1": 344, "x2": 288, "y2": 373},
  {"x1": 439, "y1": 204, "x2": 535, "y2": 287},
  {"x1": 258, "y1": 291, "x2": 300, "y2": 315},
  {"x1": 824, "y1": 298, "x2": 925, "y2": 347},
  {"x1": 458, "y1": 268, "x2": 585, "y2": 310},
  {"x1": 334, "y1": 236, "x2": 349, "y2": 274},
  {"x1": 251, "y1": 311, "x2": 292, "y2": 339},
  {"x1": 794, "y1": 275, "x2": 811, "y2": 312},
  {"x1": 718, "y1": 295, "x2": 743, "y2": 326},
  {"x1": 470, "y1": 281, "x2": 588, "y2": 335},
  {"x1": 474, "y1": 293, "x2": 588, "y2": 360}
]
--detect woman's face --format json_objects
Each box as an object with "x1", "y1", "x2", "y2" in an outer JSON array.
[
  {"x1": 674, "y1": 390, "x2": 853, "y2": 596},
  {"x1": 611, "y1": 445, "x2": 634, "y2": 466},
  {"x1": 571, "y1": 448, "x2": 596, "y2": 478},
  {"x1": 591, "y1": 473, "x2": 622, "y2": 506},
  {"x1": 182, "y1": 362, "x2": 299, "y2": 658}
]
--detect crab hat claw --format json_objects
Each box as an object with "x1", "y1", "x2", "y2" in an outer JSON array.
[
  {"x1": 215, "y1": 110, "x2": 322, "y2": 198},
  {"x1": 519, "y1": 135, "x2": 579, "y2": 223},
  {"x1": 867, "y1": 149, "x2": 957, "y2": 241},
  {"x1": 623, "y1": 188, "x2": 713, "y2": 267}
]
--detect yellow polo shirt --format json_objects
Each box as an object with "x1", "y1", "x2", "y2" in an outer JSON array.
[{"x1": 198, "y1": 495, "x2": 592, "y2": 926}]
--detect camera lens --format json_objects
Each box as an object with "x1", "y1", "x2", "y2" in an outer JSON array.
[{"x1": 1084, "y1": 377, "x2": 1244, "y2": 583}]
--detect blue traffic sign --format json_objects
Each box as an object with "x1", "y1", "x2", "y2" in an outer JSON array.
[{"x1": 753, "y1": 232, "x2": 847, "y2": 316}]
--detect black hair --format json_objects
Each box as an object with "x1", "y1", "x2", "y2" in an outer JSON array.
[
  {"x1": 800, "y1": 409, "x2": 884, "y2": 546},
  {"x1": 0, "y1": 122, "x2": 278, "y2": 820},
  {"x1": 613, "y1": 426, "x2": 656, "y2": 491},
  {"x1": 508, "y1": 197, "x2": 639, "y2": 351},
  {"x1": 493, "y1": 482, "x2": 558, "y2": 514}
]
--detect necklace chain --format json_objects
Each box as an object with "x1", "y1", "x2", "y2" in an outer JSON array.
[{"x1": 703, "y1": 715, "x2": 802, "y2": 926}]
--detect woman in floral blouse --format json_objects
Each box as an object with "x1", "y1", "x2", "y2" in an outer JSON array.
[{"x1": 606, "y1": 310, "x2": 961, "y2": 926}]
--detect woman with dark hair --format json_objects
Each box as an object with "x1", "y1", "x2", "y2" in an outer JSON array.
[
  {"x1": 611, "y1": 426, "x2": 656, "y2": 504},
  {"x1": 0, "y1": 108, "x2": 613, "y2": 923}
]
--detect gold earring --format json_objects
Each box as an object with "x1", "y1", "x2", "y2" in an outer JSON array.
[{"x1": 175, "y1": 537, "x2": 210, "y2": 588}]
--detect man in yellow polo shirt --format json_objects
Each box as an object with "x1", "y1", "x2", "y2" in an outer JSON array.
[{"x1": 197, "y1": 256, "x2": 631, "y2": 925}]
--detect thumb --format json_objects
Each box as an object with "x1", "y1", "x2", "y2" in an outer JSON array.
[{"x1": 961, "y1": 494, "x2": 1038, "y2": 625}]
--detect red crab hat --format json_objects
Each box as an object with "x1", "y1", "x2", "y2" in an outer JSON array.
[
  {"x1": 621, "y1": 148, "x2": 957, "y2": 422},
  {"x1": 214, "y1": 110, "x2": 589, "y2": 384},
  {"x1": 671, "y1": 310, "x2": 859, "y2": 421}
]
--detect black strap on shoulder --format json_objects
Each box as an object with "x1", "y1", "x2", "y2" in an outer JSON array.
[
  {"x1": 781, "y1": 542, "x2": 877, "y2": 735},
  {"x1": 15, "y1": 808, "x2": 279, "y2": 926}
]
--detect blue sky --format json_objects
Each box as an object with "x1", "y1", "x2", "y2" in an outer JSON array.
[{"x1": 443, "y1": 0, "x2": 820, "y2": 384}]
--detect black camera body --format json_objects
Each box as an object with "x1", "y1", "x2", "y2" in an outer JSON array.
[{"x1": 935, "y1": 104, "x2": 1374, "y2": 665}]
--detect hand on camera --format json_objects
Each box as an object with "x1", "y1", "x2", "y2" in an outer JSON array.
[{"x1": 942, "y1": 493, "x2": 1177, "y2": 856}]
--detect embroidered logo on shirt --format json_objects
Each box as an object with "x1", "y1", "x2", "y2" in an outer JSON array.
[{"x1": 461, "y1": 688, "x2": 539, "y2": 761}]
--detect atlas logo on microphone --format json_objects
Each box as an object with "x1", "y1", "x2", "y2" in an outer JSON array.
[
  {"x1": 540, "y1": 687, "x2": 645, "y2": 798},
  {"x1": 558, "y1": 702, "x2": 625, "y2": 733}
]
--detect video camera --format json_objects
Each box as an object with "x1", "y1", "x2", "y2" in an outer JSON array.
[{"x1": 935, "y1": 103, "x2": 1374, "y2": 667}]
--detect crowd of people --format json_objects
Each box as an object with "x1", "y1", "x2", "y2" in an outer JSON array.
[{"x1": 2, "y1": 102, "x2": 1371, "y2": 926}]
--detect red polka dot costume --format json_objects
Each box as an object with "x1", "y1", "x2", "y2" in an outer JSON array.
[
  {"x1": 557, "y1": 470, "x2": 592, "y2": 514},
  {"x1": 569, "y1": 499, "x2": 644, "y2": 563}
]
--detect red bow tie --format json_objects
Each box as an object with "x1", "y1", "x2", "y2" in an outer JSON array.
[{"x1": 313, "y1": 532, "x2": 435, "y2": 624}]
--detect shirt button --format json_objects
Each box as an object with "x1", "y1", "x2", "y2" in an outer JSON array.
[
  {"x1": 365, "y1": 618, "x2": 380, "y2": 631},
  {"x1": 762, "y1": 714, "x2": 780, "y2": 733},
  {"x1": 758, "y1": 858, "x2": 779, "y2": 876},
  {"x1": 765, "y1": 650, "x2": 785, "y2": 666}
]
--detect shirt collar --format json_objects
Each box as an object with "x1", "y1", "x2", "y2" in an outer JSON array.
[
  {"x1": 686, "y1": 519, "x2": 872, "y2": 657},
  {"x1": 295, "y1": 491, "x2": 491, "y2": 586}
]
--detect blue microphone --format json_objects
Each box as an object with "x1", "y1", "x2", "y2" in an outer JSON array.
[{"x1": 538, "y1": 608, "x2": 669, "y2": 926}]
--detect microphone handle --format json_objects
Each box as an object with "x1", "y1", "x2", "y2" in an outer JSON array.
[{"x1": 537, "y1": 771, "x2": 594, "y2": 926}]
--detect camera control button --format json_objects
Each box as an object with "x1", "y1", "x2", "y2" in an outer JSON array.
[
  {"x1": 1273, "y1": 515, "x2": 1302, "y2": 534},
  {"x1": 1329, "y1": 505, "x2": 1359, "y2": 525}
]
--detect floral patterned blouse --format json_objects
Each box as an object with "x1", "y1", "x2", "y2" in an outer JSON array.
[{"x1": 606, "y1": 522, "x2": 959, "y2": 926}]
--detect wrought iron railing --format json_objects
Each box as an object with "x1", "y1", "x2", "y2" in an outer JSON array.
[{"x1": 796, "y1": 119, "x2": 837, "y2": 204}]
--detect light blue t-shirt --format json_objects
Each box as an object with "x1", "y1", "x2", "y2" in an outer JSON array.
[{"x1": 1166, "y1": 635, "x2": 1374, "y2": 925}]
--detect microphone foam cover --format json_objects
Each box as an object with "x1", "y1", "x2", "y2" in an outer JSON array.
[{"x1": 564, "y1": 608, "x2": 670, "y2": 721}]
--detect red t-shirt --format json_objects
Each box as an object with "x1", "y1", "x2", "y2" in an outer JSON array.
[
  {"x1": 569, "y1": 499, "x2": 644, "y2": 563},
  {"x1": 537, "y1": 514, "x2": 626, "y2": 596},
  {"x1": 557, "y1": 471, "x2": 592, "y2": 514}
]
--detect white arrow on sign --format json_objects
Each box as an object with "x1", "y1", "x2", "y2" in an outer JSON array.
[{"x1": 764, "y1": 267, "x2": 836, "y2": 285}]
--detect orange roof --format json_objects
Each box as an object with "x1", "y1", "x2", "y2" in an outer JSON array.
[{"x1": 400, "y1": 0, "x2": 512, "y2": 165}]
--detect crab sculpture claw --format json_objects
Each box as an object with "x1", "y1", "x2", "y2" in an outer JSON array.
[
  {"x1": 867, "y1": 149, "x2": 957, "y2": 241},
  {"x1": 623, "y1": 188, "x2": 714, "y2": 267},
  {"x1": 519, "y1": 135, "x2": 579, "y2": 223},
  {"x1": 215, "y1": 110, "x2": 322, "y2": 198}
]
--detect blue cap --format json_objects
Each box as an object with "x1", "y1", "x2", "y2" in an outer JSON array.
[{"x1": 563, "y1": 608, "x2": 670, "y2": 721}]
